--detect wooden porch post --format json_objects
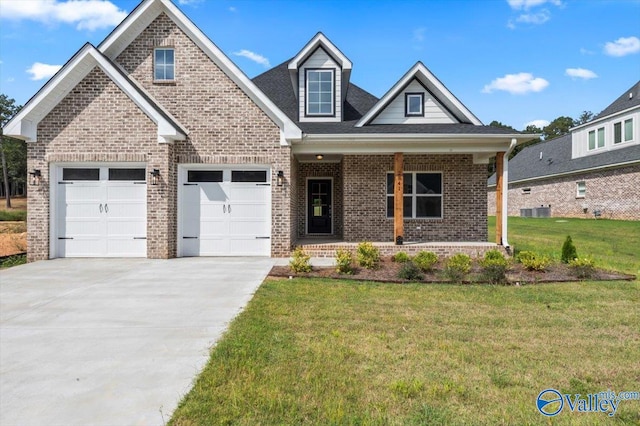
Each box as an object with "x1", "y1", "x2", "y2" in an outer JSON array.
[
  {"x1": 394, "y1": 152, "x2": 404, "y2": 245},
  {"x1": 495, "y1": 152, "x2": 504, "y2": 245}
]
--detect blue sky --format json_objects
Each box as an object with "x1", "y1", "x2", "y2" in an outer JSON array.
[{"x1": 1, "y1": 0, "x2": 639, "y2": 130}]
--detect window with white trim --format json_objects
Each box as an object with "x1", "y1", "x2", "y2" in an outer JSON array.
[
  {"x1": 306, "y1": 69, "x2": 334, "y2": 116},
  {"x1": 588, "y1": 127, "x2": 605, "y2": 150},
  {"x1": 405, "y1": 93, "x2": 424, "y2": 116},
  {"x1": 614, "y1": 118, "x2": 633, "y2": 144},
  {"x1": 386, "y1": 172, "x2": 442, "y2": 218},
  {"x1": 154, "y1": 48, "x2": 175, "y2": 81},
  {"x1": 576, "y1": 181, "x2": 586, "y2": 198}
]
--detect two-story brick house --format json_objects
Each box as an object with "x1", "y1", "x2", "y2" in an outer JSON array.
[{"x1": 4, "y1": 0, "x2": 534, "y2": 261}]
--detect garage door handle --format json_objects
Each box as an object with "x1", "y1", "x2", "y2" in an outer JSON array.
[
  {"x1": 255, "y1": 236, "x2": 271, "y2": 239},
  {"x1": 228, "y1": 204, "x2": 231, "y2": 213},
  {"x1": 99, "y1": 204, "x2": 103, "y2": 213},
  {"x1": 133, "y1": 237, "x2": 147, "y2": 240},
  {"x1": 183, "y1": 236, "x2": 198, "y2": 239},
  {"x1": 105, "y1": 204, "x2": 109, "y2": 213},
  {"x1": 223, "y1": 205, "x2": 226, "y2": 213},
  {"x1": 58, "y1": 237, "x2": 74, "y2": 240}
]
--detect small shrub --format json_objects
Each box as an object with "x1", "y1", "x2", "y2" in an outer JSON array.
[
  {"x1": 517, "y1": 251, "x2": 551, "y2": 272},
  {"x1": 0, "y1": 254, "x2": 27, "y2": 269},
  {"x1": 392, "y1": 251, "x2": 411, "y2": 263},
  {"x1": 0, "y1": 210, "x2": 27, "y2": 221},
  {"x1": 289, "y1": 247, "x2": 311, "y2": 273},
  {"x1": 569, "y1": 256, "x2": 596, "y2": 278},
  {"x1": 479, "y1": 250, "x2": 510, "y2": 284},
  {"x1": 398, "y1": 261, "x2": 423, "y2": 281},
  {"x1": 335, "y1": 248, "x2": 354, "y2": 275},
  {"x1": 356, "y1": 241, "x2": 380, "y2": 269},
  {"x1": 443, "y1": 253, "x2": 471, "y2": 282},
  {"x1": 413, "y1": 251, "x2": 438, "y2": 272},
  {"x1": 561, "y1": 235, "x2": 578, "y2": 264}
]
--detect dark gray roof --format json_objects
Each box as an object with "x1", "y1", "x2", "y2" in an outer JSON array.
[
  {"x1": 488, "y1": 134, "x2": 640, "y2": 185},
  {"x1": 252, "y1": 60, "x2": 522, "y2": 136},
  {"x1": 594, "y1": 80, "x2": 640, "y2": 119}
]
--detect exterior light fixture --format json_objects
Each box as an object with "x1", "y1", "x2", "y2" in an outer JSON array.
[
  {"x1": 29, "y1": 169, "x2": 42, "y2": 186},
  {"x1": 149, "y1": 169, "x2": 160, "y2": 185},
  {"x1": 276, "y1": 170, "x2": 284, "y2": 187},
  {"x1": 316, "y1": 154, "x2": 324, "y2": 160}
]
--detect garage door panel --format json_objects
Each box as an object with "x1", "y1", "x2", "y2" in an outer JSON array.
[
  {"x1": 226, "y1": 185, "x2": 268, "y2": 201},
  {"x1": 229, "y1": 238, "x2": 270, "y2": 256},
  {"x1": 183, "y1": 238, "x2": 229, "y2": 257},
  {"x1": 228, "y1": 203, "x2": 268, "y2": 219},
  {"x1": 228, "y1": 220, "x2": 267, "y2": 236},
  {"x1": 200, "y1": 184, "x2": 227, "y2": 202},
  {"x1": 106, "y1": 238, "x2": 146, "y2": 257},
  {"x1": 62, "y1": 220, "x2": 103, "y2": 237},
  {"x1": 199, "y1": 220, "x2": 227, "y2": 235},
  {"x1": 106, "y1": 184, "x2": 146, "y2": 200},
  {"x1": 105, "y1": 202, "x2": 146, "y2": 219},
  {"x1": 62, "y1": 184, "x2": 102, "y2": 201},
  {"x1": 106, "y1": 220, "x2": 146, "y2": 237},
  {"x1": 58, "y1": 238, "x2": 106, "y2": 258}
]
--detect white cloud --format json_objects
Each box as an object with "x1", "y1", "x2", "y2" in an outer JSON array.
[
  {"x1": 525, "y1": 119, "x2": 549, "y2": 129},
  {"x1": 228, "y1": 6, "x2": 237, "y2": 12},
  {"x1": 233, "y1": 50, "x2": 270, "y2": 67},
  {"x1": 604, "y1": 36, "x2": 640, "y2": 57},
  {"x1": 507, "y1": 0, "x2": 561, "y2": 10},
  {"x1": 482, "y1": 73, "x2": 549, "y2": 95},
  {"x1": 565, "y1": 68, "x2": 598, "y2": 80},
  {"x1": 412, "y1": 27, "x2": 426, "y2": 43},
  {"x1": 515, "y1": 9, "x2": 550, "y2": 25},
  {"x1": 178, "y1": 0, "x2": 204, "y2": 5},
  {"x1": 7, "y1": 77, "x2": 15, "y2": 83},
  {"x1": 0, "y1": 0, "x2": 127, "y2": 31},
  {"x1": 580, "y1": 47, "x2": 595, "y2": 55},
  {"x1": 26, "y1": 62, "x2": 62, "y2": 80}
]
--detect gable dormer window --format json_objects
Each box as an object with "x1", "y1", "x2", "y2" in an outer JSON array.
[
  {"x1": 154, "y1": 48, "x2": 175, "y2": 81},
  {"x1": 405, "y1": 93, "x2": 424, "y2": 117},
  {"x1": 306, "y1": 69, "x2": 334, "y2": 116}
]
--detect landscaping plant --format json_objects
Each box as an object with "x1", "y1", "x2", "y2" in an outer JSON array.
[
  {"x1": 569, "y1": 256, "x2": 596, "y2": 278},
  {"x1": 517, "y1": 251, "x2": 551, "y2": 272},
  {"x1": 356, "y1": 242, "x2": 380, "y2": 269},
  {"x1": 413, "y1": 251, "x2": 438, "y2": 272},
  {"x1": 442, "y1": 253, "x2": 471, "y2": 282},
  {"x1": 391, "y1": 251, "x2": 411, "y2": 263},
  {"x1": 397, "y1": 261, "x2": 423, "y2": 281},
  {"x1": 335, "y1": 248, "x2": 354, "y2": 275},
  {"x1": 289, "y1": 247, "x2": 312, "y2": 273},
  {"x1": 561, "y1": 235, "x2": 578, "y2": 263},
  {"x1": 479, "y1": 249, "x2": 510, "y2": 284}
]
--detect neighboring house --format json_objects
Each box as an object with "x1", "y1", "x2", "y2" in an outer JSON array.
[
  {"x1": 488, "y1": 81, "x2": 640, "y2": 220},
  {"x1": 4, "y1": 0, "x2": 534, "y2": 261}
]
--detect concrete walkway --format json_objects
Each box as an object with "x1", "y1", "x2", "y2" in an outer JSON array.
[{"x1": 0, "y1": 257, "x2": 273, "y2": 426}]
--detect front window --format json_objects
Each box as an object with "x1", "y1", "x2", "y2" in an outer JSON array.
[
  {"x1": 386, "y1": 172, "x2": 442, "y2": 219},
  {"x1": 154, "y1": 48, "x2": 175, "y2": 81},
  {"x1": 306, "y1": 69, "x2": 334, "y2": 116},
  {"x1": 405, "y1": 93, "x2": 424, "y2": 116}
]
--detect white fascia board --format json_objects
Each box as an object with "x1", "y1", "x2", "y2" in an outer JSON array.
[
  {"x1": 287, "y1": 32, "x2": 352, "y2": 71},
  {"x1": 356, "y1": 62, "x2": 482, "y2": 127},
  {"x1": 487, "y1": 159, "x2": 640, "y2": 188},
  {"x1": 569, "y1": 105, "x2": 640, "y2": 131},
  {"x1": 99, "y1": 0, "x2": 300, "y2": 144},
  {"x1": 303, "y1": 132, "x2": 538, "y2": 143}
]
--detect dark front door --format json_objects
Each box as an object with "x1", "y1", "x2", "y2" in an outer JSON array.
[{"x1": 307, "y1": 179, "x2": 332, "y2": 234}]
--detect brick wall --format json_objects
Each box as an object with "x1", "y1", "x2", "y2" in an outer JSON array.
[
  {"x1": 116, "y1": 12, "x2": 292, "y2": 256},
  {"x1": 488, "y1": 165, "x2": 640, "y2": 220},
  {"x1": 342, "y1": 154, "x2": 488, "y2": 243},
  {"x1": 296, "y1": 162, "x2": 343, "y2": 238},
  {"x1": 30, "y1": 67, "x2": 164, "y2": 261}
]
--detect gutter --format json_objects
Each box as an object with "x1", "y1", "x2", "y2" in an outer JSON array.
[{"x1": 501, "y1": 138, "x2": 517, "y2": 249}]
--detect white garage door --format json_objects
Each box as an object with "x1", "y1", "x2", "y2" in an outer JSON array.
[
  {"x1": 179, "y1": 168, "x2": 271, "y2": 256},
  {"x1": 55, "y1": 166, "x2": 147, "y2": 257}
]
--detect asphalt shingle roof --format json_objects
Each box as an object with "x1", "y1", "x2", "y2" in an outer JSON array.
[
  {"x1": 594, "y1": 80, "x2": 640, "y2": 119},
  {"x1": 488, "y1": 133, "x2": 640, "y2": 186},
  {"x1": 252, "y1": 60, "x2": 522, "y2": 136}
]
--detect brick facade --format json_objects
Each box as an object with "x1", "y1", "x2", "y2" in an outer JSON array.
[
  {"x1": 341, "y1": 154, "x2": 487, "y2": 243},
  {"x1": 488, "y1": 165, "x2": 640, "y2": 220},
  {"x1": 29, "y1": 12, "x2": 293, "y2": 260}
]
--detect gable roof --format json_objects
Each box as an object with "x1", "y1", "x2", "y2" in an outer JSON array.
[
  {"x1": 487, "y1": 134, "x2": 640, "y2": 186},
  {"x1": 572, "y1": 80, "x2": 640, "y2": 131},
  {"x1": 288, "y1": 32, "x2": 352, "y2": 72},
  {"x1": 3, "y1": 43, "x2": 185, "y2": 143},
  {"x1": 356, "y1": 62, "x2": 483, "y2": 127},
  {"x1": 98, "y1": 0, "x2": 301, "y2": 143}
]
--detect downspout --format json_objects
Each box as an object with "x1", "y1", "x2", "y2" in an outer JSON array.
[{"x1": 501, "y1": 138, "x2": 517, "y2": 250}]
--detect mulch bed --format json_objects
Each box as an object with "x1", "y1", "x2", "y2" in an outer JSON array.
[{"x1": 269, "y1": 258, "x2": 636, "y2": 284}]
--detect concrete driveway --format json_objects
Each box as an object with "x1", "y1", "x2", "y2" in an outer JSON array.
[{"x1": 0, "y1": 257, "x2": 273, "y2": 426}]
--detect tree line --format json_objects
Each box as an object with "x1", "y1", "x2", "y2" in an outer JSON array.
[{"x1": 0, "y1": 94, "x2": 25, "y2": 208}]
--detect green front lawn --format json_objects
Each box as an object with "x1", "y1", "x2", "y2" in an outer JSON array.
[{"x1": 170, "y1": 218, "x2": 639, "y2": 425}]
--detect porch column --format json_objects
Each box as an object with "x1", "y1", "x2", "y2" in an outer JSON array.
[
  {"x1": 394, "y1": 152, "x2": 403, "y2": 245},
  {"x1": 495, "y1": 151, "x2": 504, "y2": 245}
]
